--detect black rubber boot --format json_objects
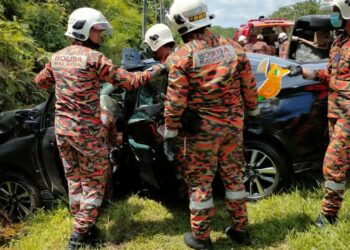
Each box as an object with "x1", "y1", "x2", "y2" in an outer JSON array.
[
  {"x1": 315, "y1": 213, "x2": 338, "y2": 228},
  {"x1": 67, "y1": 226, "x2": 101, "y2": 250},
  {"x1": 183, "y1": 232, "x2": 213, "y2": 250},
  {"x1": 67, "y1": 232, "x2": 88, "y2": 250},
  {"x1": 225, "y1": 227, "x2": 252, "y2": 246}
]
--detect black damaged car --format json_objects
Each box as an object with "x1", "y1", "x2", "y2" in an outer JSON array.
[{"x1": 0, "y1": 50, "x2": 329, "y2": 221}]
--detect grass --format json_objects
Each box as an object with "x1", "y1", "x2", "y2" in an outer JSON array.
[{"x1": 3, "y1": 179, "x2": 350, "y2": 250}]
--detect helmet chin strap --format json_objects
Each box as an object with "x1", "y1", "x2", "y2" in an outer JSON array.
[
  {"x1": 72, "y1": 38, "x2": 101, "y2": 49},
  {"x1": 83, "y1": 39, "x2": 101, "y2": 50}
]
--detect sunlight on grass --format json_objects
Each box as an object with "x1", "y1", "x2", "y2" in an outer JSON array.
[{"x1": 6, "y1": 189, "x2": 350, "y2": 250}]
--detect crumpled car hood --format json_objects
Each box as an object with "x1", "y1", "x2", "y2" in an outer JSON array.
[{"x1": 0, "y1": 110, "x2": 18, "y2": 134}]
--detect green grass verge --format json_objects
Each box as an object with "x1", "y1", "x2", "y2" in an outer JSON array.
[{"x1": 6, "y1": 187, "x2": 350, "y2": 250}]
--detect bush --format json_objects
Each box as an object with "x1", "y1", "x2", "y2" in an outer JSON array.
[
  {"x1": 0, "y1": 20, "x2": 47, "y2": 111},
  {"x1": 95, "y1": 0, "x2": 143, "y2": 64},
  {"x1": 21, "y1": 1, "x2": 69, "y2": 52}
]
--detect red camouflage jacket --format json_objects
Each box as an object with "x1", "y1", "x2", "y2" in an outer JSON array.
[
  {"x1": 165, "y1": 29, "x2": 258, "y2": 130},
  {"x1": 252, "y1": 41, "x2": 270, "y2": 55},
  {"x1": 303, "y1": 34, "x2": 350, "y2": 118},
  {"x1": 35, "y1": 45, "x2": 152, "y2": 136}
]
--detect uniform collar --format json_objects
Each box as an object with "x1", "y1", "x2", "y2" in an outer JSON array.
[
  {"x1": 190, "y1": 29, "x2": 219, "y2": 47},
  {"x1": 335, "y1": 33, "x2": 350, "y2": 46}
]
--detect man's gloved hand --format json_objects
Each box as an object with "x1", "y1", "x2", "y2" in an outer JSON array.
[
  {"x1": 287, "y1": 65, "x2": 303, "y2": 77},
  {"x1": 247, "y1": 107, "x2": 260, "y2": 117},
  {"x1": 163, "y1": 128, "x2": 178, "y2": 162},
  {"x1": 148, "y1": 64, "x2": 167, "y2": 78},
  {"x1": 164, "y1": 138, "x2": 176, "y2": 162}
]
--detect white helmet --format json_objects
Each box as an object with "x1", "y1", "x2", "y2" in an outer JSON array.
[
  {"x1": 278, "y1": 32, "x2": 288, "y2": 40},
  {"x1": 144, "y1": 24, "x2": 175, "y2": 52},
  {"x1": 333, "y1": 0, "x2": 350, "y2": 19},
  {"x1": 65, "y1": 7, "x2": 112, "y2": 41},
  {"x1": 166, "y1": 0, "x2": 213, "y2": 36},
  {"x1": 238, "y1": 35, "x2": 247, "y2": 44},
  {"x1": 257, "y1": 34, "x2": 264, "y2": 40}
]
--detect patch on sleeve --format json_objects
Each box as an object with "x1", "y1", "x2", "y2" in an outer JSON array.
[
  {"x1": 51, "y1": 54, "x2": 87, "y2": 69},
  {"x1": 193, "y1": 45, "x2": 235, "y2": 68}
]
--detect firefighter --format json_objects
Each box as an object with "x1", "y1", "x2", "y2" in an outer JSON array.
[
  {"x1": 165, "y1": 0, "x2": 259, "y2": 249},
  {"x1": 288, "y1": 0, "x2": 350, "y2": 228},
  {"x1": 278, "y1": 32, "x2": 289, "y2": 59},
  {"x1": 143, "y1": 23, "x2": 175, "y2": 63},
  {"x1": 252, "y1": 34, "x2": 270, "y2": 55},
  {"x1": 143, "y1": 24, "x2": 191, "y2": 195},
  {"x1": 238, "y1": 35, "x2": 252, "y2": 52},
  {"x1": 34, "y1": 7, "x2": 164, "y2": 249}
]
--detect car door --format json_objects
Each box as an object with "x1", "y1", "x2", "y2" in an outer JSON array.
[
  {"x1": 126, "y1": 74, "x2": 172, "y2": 188},
  {"x1": 38, "y1": 94, "x2": 67, "y2": 197}
]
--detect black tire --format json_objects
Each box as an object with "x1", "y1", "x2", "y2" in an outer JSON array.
[
  {"x1": 0, "y1": 173, "x2": 40, "y2": 221},
  {"x1": 244, "y1": 140, "x2": 291, "y2": 200}
]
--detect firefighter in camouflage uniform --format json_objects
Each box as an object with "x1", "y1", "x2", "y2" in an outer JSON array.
[
  {"x1": 288, "y1": 0, "x2": 350, "y2": 228},
  {"x1": 164, "y1": 0, "x2": 259, "y2": 249},
  {"x1": 144, "y1": 23, "x2": 175, "y2": 64},
  {"x1": 34, "y1": 7, "x2": 164, "y2": 249},
  {"x1": 143, "y1": 24, "x2": 190, "y2": 193}
]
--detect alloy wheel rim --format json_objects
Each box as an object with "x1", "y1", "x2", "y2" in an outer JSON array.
[
  {"x1": 244, "y1": 148, "x2": 279, "y2": 199},
  {"x1": 0, "y1": 181, "x2": 32, "y2": 219}
]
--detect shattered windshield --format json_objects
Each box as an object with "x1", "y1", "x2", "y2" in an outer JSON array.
[{"x1": 137, "y1": 75, "x2": 168, "y2": 108}]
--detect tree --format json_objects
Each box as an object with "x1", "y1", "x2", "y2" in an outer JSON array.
[
  {"x1": 22, "y1": 1, "x2": 69, "y2": 52},
  {"x1": 210, "y1": 26, "x2": 236, "y2": 39},
  {"x1": 270, "y1": 0, "x2": 330, "y2": 21},
  {"x1": 0, "y1": 20, "x2": 47, "y2": 111}
]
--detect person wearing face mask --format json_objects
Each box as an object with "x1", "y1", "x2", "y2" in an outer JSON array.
[
  {"x1": 288, "y1": 0, "x2": 350, "y2": 228},
  {"x1": 34, "y1": 7, "x2": 165, "y2": 249}
]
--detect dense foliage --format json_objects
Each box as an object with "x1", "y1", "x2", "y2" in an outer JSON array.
[
  {"x1": 0, "y1": 14, "x2": 46, "y2": 110},
  {"x1": 0, "y1": 0, "x2": 331, "y2": 111},
  {"x1": 0, "y1": 0, "x2": 145, "y2": 111},
  {"x1": 210, "y1": 26, "x2": 236, "y2": 39},
  {"x1": 270, "y1": 0, "x2": 330, "y2": 20}
]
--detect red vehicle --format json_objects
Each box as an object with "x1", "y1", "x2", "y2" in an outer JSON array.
[{"x1": 234, "y1": 16, "x2": 294, "y2": 54}]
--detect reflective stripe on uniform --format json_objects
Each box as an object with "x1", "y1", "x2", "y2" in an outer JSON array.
[
  {"x1": 325, "y1": 181, "x2": 346, "y2": 191},
  {"x1": 81, "y1": 198, "x2": 102, "y2": 206},
  {"x1": 190, "y1": 198, "x2": 214, "y2": 210},
  {"x1": 225, "y1": 190, "x2": 247, "y2": 200},
  {"x1": 69, "y1": 193, "x2": 82, "y2": 204}
]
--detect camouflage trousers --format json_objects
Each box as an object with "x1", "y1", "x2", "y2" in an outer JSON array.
[
  {"x1": 322, "y1": 118, "x2": 350, "y2": 216},
  {"x1": 183, "y1": 120, "x2": 248, "y2": 240},
  {"x1": 174, "y1": 135, "x2": 189, "y2": 199},
  {"x1": 56, "y1": 134, "x2": 109, "y2": 235}
]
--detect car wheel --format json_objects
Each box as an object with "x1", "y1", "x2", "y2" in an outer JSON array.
[
  {"x1": 243, "y1": 140, "x2": 291, "y2": 200},
  {"x1": 0, "y1": 173, "x2": 40, "y2": 221}
]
